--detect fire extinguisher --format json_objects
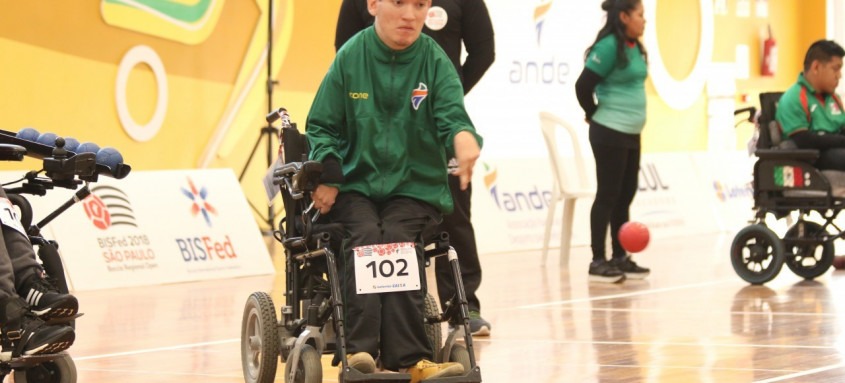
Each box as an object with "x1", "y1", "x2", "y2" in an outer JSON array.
[{"x1": 762, "y1": 25, "x2": 777, "y2": 76}]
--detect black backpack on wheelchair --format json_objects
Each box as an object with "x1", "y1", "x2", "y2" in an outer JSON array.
[
  {"x1": 239, "y1": 115, "x2": 481, "y2": 383},
  {"x1": 731, "y1": 92, "x2": 844, "y2": 284}
]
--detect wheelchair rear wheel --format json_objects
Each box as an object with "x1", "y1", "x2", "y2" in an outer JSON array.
[
  {"x1": 424, "y1": 293, "x2": 442, "y2": 351},
  {"x1": 731, "y1": 224, "x2": 785, "y2": 284},
  {"x1": 783, "y1": 221, "x2": 834, "y2": 280},
  {"x1": 283, "y1": 343, "x2": 321, "y2": 383},
  {"x1": 13, "y1": 352, "x2": 76, "y2": 383},
  {"x1": 241, "y1": 292, "x2": 280, "y2": 383}
]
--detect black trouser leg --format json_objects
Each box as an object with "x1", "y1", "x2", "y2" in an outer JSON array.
[
  {"x1": 378, "y1": 197, "x2": 439, "y2": 370},
  {"x1": 589, "y1": 143, "x2": 640, "y2": 262},
  {"x1": 435, "y1": 175, "x2": 482, "y2": 313},
  {"x1": 329, "y1": 193, "x2": 382, "y2": 359},
  {"x1": 329, "y1": 193, "x2": 440, "y2": 371}
]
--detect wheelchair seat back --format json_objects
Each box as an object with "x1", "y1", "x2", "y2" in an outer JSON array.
[{"x1": 751, "y1": 92, "x2": 845, "y2": 200}]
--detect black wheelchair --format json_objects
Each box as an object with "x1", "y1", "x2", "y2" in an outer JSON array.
[
  {"x1": 240, "y1": 111, "x2": 482, "y2": 383},
  {"x1": 731, "y1": 92, "x2": 845, "y2": 284},
  {"x1": 0, "y1": 129, "x2": 131, "y2": 382}
]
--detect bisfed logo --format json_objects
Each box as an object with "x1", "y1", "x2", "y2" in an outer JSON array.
[
  {"x1": 82, "y1": 185, "x2": 137, "y2": 231},
  {"x1": 181, "y1": 177, "x2": 218, "y2": 227}
]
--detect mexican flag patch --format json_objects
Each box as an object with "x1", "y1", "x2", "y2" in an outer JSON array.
[{"x1": 774, "y1": 166, "x2": 805, "y2": 187}]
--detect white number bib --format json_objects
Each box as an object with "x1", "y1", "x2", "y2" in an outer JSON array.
[
  {"x1": 0, "y1": 198, "x2": 27, "y2": 237},
  {"x1": 353, "y1": 242, "x2": 420, "y2": 294}
]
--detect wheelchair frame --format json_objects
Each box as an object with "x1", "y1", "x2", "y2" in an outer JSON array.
[
  {"x1": 731, "y1": 92, "x2": 843, "y2": 284},
  {"x1": 0, "y1": 130, "x2": 131, "y2": 382},
  {"x1": 240, "y1": 118, "x2": 482, "y2": 383}
]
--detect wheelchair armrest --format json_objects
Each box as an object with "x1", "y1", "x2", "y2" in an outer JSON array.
[
  {"x1": 0, "y1": 144, "x2": 26, "y2": 161},
  {"x1": 273, "y1": 161, "x2": 323, "y2": 193},
  {"x1": 755, "y1": 148, "x2": 819, "y2": 162}
]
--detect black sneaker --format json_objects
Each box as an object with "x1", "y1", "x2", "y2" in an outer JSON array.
[
  {"x1": 468, "y1": 310, "x2": 491, "y2": 336},
  {"x1": 20, "y1": 276, "x2": 78, "y2": 322},
  {"x1": 589, "y1": 260, "x2": 625, "y2": 283},
  {"x1": 610, "y1": 256, "x2": 650, "y2": 279},
  {"x1": 0, "y1": 297, "x2": 75, "y2": 361}
]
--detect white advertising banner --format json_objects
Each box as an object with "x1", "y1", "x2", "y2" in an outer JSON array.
[
  {"x1": 2, "y1": 169, "x2": 274, "y2": 291},
  {"x1": 689, "y1": 151, "x2": 756, "y2": 232},
  {"x1": 465, "y1": 1, "x2": 603, "y2": 160},
  {"x1": 471, "y1": 153, "x2": 725, "y2": 255}
]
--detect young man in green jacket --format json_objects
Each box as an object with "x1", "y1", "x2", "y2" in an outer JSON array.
[
  {"x1": 306, "y1": 0, "x2": 482, "y2": 380},
  {"x1": 776, "y1": 39, "x2": 845, "y2": 168}
]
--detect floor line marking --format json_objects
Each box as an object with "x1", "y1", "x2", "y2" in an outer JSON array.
[
  {"x1": 753, "y1": 362, "x2": 845, "y2": 382},
  {"x1": 514, "y1": 279, "x2": 735, "y2": 309},
  {"x1": 74, "y1": 338, "x2": 239, "y2": 361}
]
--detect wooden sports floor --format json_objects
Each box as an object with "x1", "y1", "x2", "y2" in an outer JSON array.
[{"x1": 51, "y1": 232, "x2": 845, "y2": 383}]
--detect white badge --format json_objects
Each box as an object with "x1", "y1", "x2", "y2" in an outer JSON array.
[
  {"x1": 353, "y1": 242, "x2": 421, "y2": 294},
  {"x1": 0, "y1": 198, "x2": 27, "y2": 237},
  {"x1": 425, "y1": 6, "x2": 448, "y2": 31}
]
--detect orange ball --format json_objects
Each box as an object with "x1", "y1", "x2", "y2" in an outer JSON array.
[{"x1": 619, "y1": 221, "x2": 650, "y2": 253}]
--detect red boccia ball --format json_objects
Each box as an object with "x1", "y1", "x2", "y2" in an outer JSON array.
[{"x1": 619, "y1": 221, "x2": 650, "y2": 253}]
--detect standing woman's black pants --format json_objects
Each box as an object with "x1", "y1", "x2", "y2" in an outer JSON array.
[{"x1": 588, "y1": 122, "x2": 640, "y2": 262}]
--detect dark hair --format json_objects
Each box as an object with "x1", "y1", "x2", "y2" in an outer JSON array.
[
  {"x1": 585, "y1": 0, "x2": 647, "y2": 68},
  {"x1": 803, "y1": 39, "x2": 845, "y2": 72}
]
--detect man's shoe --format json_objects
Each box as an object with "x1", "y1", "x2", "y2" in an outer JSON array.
[
  {"x1": 610, "y1": 256, "x2": 650, "y2": 279},
  {"x1": 347, "y1": 352, "x2": 376, "y2": 373},
  {"x1": 19, "y1": 275, "x2": 78, "y2": 321},
  {"x1": 468, "y1": 311, "x2": 491, "y2": 337},
  {"x1": 0, "y1": 296, "x2": 74, "y2": 361},
  {"x1": 589, "y1": 260, "x2": 625, "y2": 283},
  {"x1": 404, "y1": 359, "x2": 464, "y2": 383}
]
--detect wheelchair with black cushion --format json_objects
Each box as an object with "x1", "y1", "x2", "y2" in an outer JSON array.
[
  {"x1": 240, "y1": 110, "x2": 482, "y2": 383},
  {"x1": 0, "y1": 129, "x2": 131, "y2": 382},
  {"x1": 731, "y1": 92, "x2": 845, "y2": 284}
]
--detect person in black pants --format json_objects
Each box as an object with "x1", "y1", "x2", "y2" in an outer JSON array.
[
  {"x1": 575, "y1": 0, "x2": 650, "y2": 283},
  {"x1": 335, "y1": 0, "x2": 495, "y2": 335},
  {"x1": 0, "y1": 188, "x2": 77, "y2": 360}
]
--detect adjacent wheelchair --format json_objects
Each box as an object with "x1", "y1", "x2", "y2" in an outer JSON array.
[
  {"x1": 0, "y1": 129, "x2": 131, "y2": 382},
  {"x1": 731, "y1": 92, "x2": 845, "y2": 284},
  {"x1": 240, "y1": 110, "x2": 482, "y2": 383}
]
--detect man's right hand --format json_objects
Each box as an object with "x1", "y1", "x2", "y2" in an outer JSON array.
[{"x1": 312, "y1": 184, "x2": 339, "y2": 214}]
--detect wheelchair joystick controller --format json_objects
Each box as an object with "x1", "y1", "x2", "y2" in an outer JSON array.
[{"x1": 51, "y1": 137, "x2": 68, "y2": 160}]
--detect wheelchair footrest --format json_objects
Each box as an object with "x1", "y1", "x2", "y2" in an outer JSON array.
[
  {"x1": 4, "y1": 353, "x2": 69, "y2": 369},
  {"x1": 340, "y1": 367, "x2": 482, "y2": 383},
  {"x1": 341, "y1": 368, "x2": 410, "y2": 382}
]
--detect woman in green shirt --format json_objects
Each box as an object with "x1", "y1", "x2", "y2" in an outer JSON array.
[{"x1": 575, "y1": 0, "x2": 650, "y2": 283}]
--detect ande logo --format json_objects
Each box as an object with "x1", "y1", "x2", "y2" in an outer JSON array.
[{"x1": 83, "y1": 185, "x2": 137, "y2": 230}]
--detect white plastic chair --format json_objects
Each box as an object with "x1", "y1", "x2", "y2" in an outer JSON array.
[{"x1": 539, "y1": 112, "x2": 596, "y2": 268}]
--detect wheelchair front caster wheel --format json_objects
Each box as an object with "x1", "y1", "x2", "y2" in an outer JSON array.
[
  {"x1": 445, "y1": 343, "x2": 472, "y2": 372},
  {"x1": 283, "y1": 344, "x2": 321, "y2": 383},
  {"x1": 731, "y1": 224, "x2": 785, "y2": 285},
  {"x1": 241, "y1": 292, "x2": 280, "y2": 383},
  {"x1": 13, "y1": 352, "x2": 77, "y2": 383}
]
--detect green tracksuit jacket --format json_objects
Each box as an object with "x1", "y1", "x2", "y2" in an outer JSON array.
[{"x1": 306, "y1": 26, "x2": 482, "y2": 214}]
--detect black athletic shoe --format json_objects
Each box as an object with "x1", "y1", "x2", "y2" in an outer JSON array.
[
  {"x1": 0, "y1": 297, "x2": 75, "y2": 361},
  {"x1": 20, "y1": 276, "x2": 78, "y2": 321},
  {"x1": 610, "y1": 256, "x2": 650, "y2": 280},
  {"x1": 589, "y1": 260, "x2": 625, "y2": 283},
  {"x1": 468, "y1": 310, "x2": 491, "y2": 336}
]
